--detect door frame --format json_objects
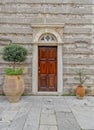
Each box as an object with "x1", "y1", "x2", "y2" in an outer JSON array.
[{"x1": 32, "y1": 25, "x2": 64, "y2": 95}]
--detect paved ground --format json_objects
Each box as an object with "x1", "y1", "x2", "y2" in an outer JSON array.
[{"x1": 0, "y1": 96, "x2": 94, "y2": 130}]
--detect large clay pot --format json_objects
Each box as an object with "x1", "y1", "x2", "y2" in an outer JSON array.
[
  {"x1": 3, "y1": 75, "x2": 24, "y2": 103},
  {"x1": 76, "y1": 85, "x2": 85, "y2": 99}
]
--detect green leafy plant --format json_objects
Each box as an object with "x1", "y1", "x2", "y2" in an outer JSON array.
[
  {"x1": 75, "y1": 69, "x2": 89, "y2": 86},
  {"x1": 2, "y1": 44, "x2": 28, "y2": 75},
  {"x1": 5, "y1": 68, "x2": 23, "y2": 75}
]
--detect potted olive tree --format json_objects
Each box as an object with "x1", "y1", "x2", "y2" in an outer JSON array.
[
  {"x1": 75, "y1": 69, "x2": 88, "y2": 99},
  {"x1": 2, "y1": 44, "x2": 28, "y2": 102}
]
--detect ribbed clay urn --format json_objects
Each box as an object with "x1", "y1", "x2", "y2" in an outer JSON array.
[
  {"x1": 76, "y1": 85, "x2": 85, "y2": 99},
  {"x1": 75, "y1": 69, "x2": 88, "y2": 99},
  {"x1": 2, "y1": 44, "x2": 28, "y2": 102}
]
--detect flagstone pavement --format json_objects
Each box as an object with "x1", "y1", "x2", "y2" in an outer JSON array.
[{"x1": 0, "y1": 96, "x2": 94, "y2": 130}]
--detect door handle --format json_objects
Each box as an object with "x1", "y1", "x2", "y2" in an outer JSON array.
[
  {"x1": 38, "y1": 68, "x2": 40, "y2": 73},
  {"x1": 38, "y1": 67, "x2": 40, "y2": 73}
]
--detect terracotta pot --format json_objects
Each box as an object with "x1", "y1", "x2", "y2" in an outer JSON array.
[
  {"x1": 76, "y1": 85, "x2": 85, "y2": 99},
  {"x1": 3, "y1": 75, "x2": 24, "y2": 103}
]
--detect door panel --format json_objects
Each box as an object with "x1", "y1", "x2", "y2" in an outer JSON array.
[
  {"x1": 40, "y1": 61, "x2": 47, "y2": 74},
  {"x1": 38, "y1": 46, "x2": 57, "y2": 91},
  {"x1": 48, "y1": 49, "x2": 57, "y2": 60},
  {"x1": 39, "y1": 49, "x2": 48, "y2": 60},
  {"x1": 47, "y1": 61, "x2": 57, "y2": 74},
  {"x1": 39, "y1": 75, "x2": 47, "y2": 90},
  {"x1": 48, "y1": 75, "x2": 57, "y2": 90}
]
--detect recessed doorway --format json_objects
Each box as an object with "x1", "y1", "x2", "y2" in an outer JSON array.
[{"x1": 32, "y1": 25, "x2": 64, "y2": 95}]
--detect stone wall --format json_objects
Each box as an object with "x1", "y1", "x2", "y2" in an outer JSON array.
[{"x1": 0, "y1": 0, "x2": 94, "y2": 95}]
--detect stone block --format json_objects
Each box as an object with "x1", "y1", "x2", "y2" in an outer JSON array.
[
  {"x1": 24, "y1": 45, "x2": 33, "y2": 54},
  {"x1": 45, "y1": 6, "x2": 66, "y2": 14},
  {"x1": 0, "y1": 4, "x2": 44, "y2": 14},
  {"x1": 46, "y1": 17, "x2": 65, "y2": 24},
  {"x1": 72, "y1": 0, "x2": 93, "y2": 4},
  {"x1": 45, "y1": 6, "x2": 92, "y2": 15},
  {"x1": 0, "y1": 34, "x2": 33, "y2": 44},
  {"x1": 25, "y1": 56, "x2": 32, "y2": 63},
  {"x1": 63, "y1": 67, "x2": 94, "y2": 75},
  {"x1": 90, "y1": 45, "x2": 94, "y2": 51},
  {"x1": 0, "y1": 46, "x2": 4, "y2": 54},
  {"x1": 0, "y1": 77, "x2": 4, "y2": 86},
  {"x1": 62, "y1": 47, "x2": 92, "y2": 55},
  {"x1": 0, "y1": 16, "x2": 44, "y2": 24},
  {"x1": 75, "y1": 42, "x2": 90, "y2": 48},
  {"x1": 63, "y1": 57, "x2": 94, "y2": 65},
  {"x1": 64, "y1": 27, "x2": 92, "y2": 34},
  {"x1": 0, "y1": 25, "x2": 32, "y2": 34},
  {"x1": 24, "y1": 86, "x2": 32, "y2": 95},
  {"x1": 85, "y1": 86, "x2": 94, "y2": 96},
  {"x1": 1, "y1": 0, "x2": 45, "y2": 4},
  {"x1": 0, "y1": 56, "x2": 5, "y2": 63},
  {"x1": 46, "y1": 16, "x2": 91, "y2": 24},
  {"x1": 63, "y1": 30, "x2": 92, "y2": 43},
  {"x1": 24, "y1": 76, "x2": 32, "y2": 84},
  {"x1": 66, "y1": 18, "x2": 92, "y2": 25},
  {"x1": 0, "y1": 67, "x2": 6, "y2": 75},
  {"x1": 68, "y1": 7, "x2": 92, "y2": 15},
  {"x1": 0, "y1": 39, "x2": 12, "y2": 45},
  {"x1": 1, "y1": 0, "x2": 93, "y2": 4}
]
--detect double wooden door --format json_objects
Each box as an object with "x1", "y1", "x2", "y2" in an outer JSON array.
[{"x1": 38, "y1": 46, "x2": 57, "y2": 91}]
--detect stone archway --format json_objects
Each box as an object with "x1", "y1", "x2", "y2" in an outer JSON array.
[{"x1": 32, "y1": 24, "x2": 64, "y2": 95}]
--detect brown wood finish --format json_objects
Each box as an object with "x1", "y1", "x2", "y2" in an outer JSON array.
[{"x1": 38, "y1": 46, "x2": 57, "y2": 91}]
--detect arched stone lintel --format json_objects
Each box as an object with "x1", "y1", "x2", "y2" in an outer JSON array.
[{"x1": 33, "y1": 29, "x2": 63, "y2": 43}]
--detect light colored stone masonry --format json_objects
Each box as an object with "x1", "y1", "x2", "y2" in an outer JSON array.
[{"x1": 0, "y1": 0, "x2": 94, "y2": 95}]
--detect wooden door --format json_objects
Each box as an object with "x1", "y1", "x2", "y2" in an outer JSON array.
[{"x1": 38, "y1": 46, "x2": 57, "y2": 91}]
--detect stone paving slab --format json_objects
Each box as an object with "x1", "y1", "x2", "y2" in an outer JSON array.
[
  {"x1": 23, "y1": 107, "x2": 41, "y2": 130},
  {"x1": 0, "y1": 128, "x2": 8, "y2": 130},
  {"x1": 56, "y1": 112, "x2": 81, "y2": 130},
  {"x1": 0, "y1": 96, "x2": 94, "y2": 130},
  {"x1": 39, "y1": 125, "x2": 58, "y2": 130},
  {"x1": 0, "y1": 122, "x2": 10, "y2": 130},
  {"x1": 41, "y1": 105, "x2": 54, "y2": 114},
  {"x1": 65, "y1": 96, "x2": 94, "y2": 130},
  {"x1": 87, "y1": 96, "x2": 94, "y2": 104},
  {"x1": 54, "y1": 98, "x2": 71, "y2": 113},
  {"x1": 71, "y1": 106, "x2": 94, "y2": 130},
  {"x1": 65, "y1": 96, "x2": 94, "y2": 107},
  {"x1": 40, "y1": 113, "x2": 57, "y2": 125},
  {"x1": 7, "y1": 103, "x2": 32, "y2": 130}
]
